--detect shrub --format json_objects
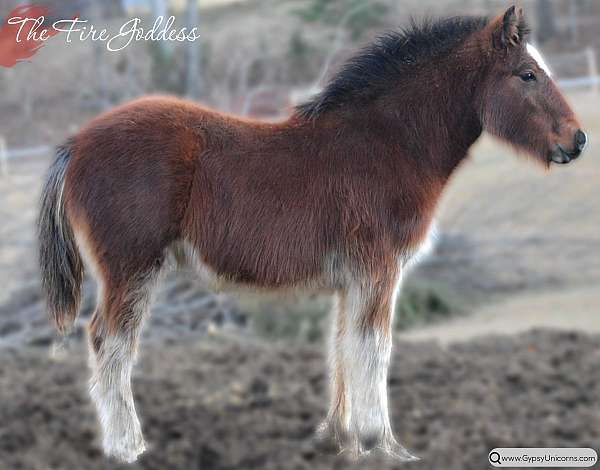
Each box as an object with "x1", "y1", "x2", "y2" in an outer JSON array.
[
  {"x1": 238, "y1": 280, "x2": 461, "y2": 342},
  {"x1": 394, "y1": 281, "x2": 460, "y2": 330}
]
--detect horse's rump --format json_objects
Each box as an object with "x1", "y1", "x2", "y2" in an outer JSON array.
[{"x1": 64, "y1": 97, "x2": 200, "y2": 285}]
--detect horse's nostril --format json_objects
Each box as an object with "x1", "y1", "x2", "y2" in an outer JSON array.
[{"x1": 575, "y1": 129, "x2": 588, "y2": 150}]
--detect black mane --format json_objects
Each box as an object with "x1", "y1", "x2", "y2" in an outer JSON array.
[{"x1": 295, "y1": 16, "x2": 489, "y2": 120}]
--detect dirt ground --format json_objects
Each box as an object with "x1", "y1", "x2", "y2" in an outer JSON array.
[
  {"x1": 401, "y1": 285, "x2": 600, "y2": 344},
  {"x1": 1, "y1": 330, "x2": 599, "y2": 470}
]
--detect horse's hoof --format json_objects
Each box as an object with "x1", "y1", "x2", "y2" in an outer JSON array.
[
  {"x1": 313, "y1": 420, "x2": 345, "y2": 454},
  {"x1": 351, "y1": 432, "x2": 420, "y2": 462},
  {"x1": 104, "y1": 433, "x2": 147, "y2": 463},
  {"x1": 380, "y1": 437, "x2": 420, "y2": 462}
]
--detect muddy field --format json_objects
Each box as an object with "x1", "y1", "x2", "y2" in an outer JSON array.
[{"x1": 1, "y1": 330, "x2": 599, "y2": 470}]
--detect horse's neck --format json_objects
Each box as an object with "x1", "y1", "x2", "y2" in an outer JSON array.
[
  {"x1": 393, "y1": 76, "x2": 482, "y2": 176},
  {"x1": 421, "y1": 103, "x2": 483, "y2": 178},
  {"x1": 305, "y1": 91, "x2": 482, "y2": 182}
]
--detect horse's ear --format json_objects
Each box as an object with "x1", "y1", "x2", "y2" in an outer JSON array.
[{"x1": 489, "y1": 5, "x2": 526, "y2": 49}]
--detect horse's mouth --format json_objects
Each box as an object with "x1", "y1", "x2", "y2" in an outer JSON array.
[
  {"x1": 550, "y1": 130, "x2": 588, "y2": 165},
  {"x1": 550, "y1": 145, "x2": 578, "y2": 165}
]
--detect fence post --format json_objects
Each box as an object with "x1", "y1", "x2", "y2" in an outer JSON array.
[
  {"x1": 586, "y1": 47, "x2": 598, "y2": 95},
  {"x1": 0, "y1": 136, "x2": 7, "y2": 177}
]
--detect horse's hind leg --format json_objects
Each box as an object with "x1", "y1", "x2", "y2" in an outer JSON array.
[{"x1": 88, "y1": 269, "x2": 158, "y2": 463}]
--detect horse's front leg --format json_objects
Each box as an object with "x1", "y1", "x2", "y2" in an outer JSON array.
[
  {"x1": 317, "y1": 293, "x2": 350, "y2": 447},
  {"x1": 323, "y1": 272, "x2": 419, "y2": 460}
]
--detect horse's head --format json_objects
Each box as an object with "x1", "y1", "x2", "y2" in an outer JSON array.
[{"x1": 476, "y1": 6, "x2": 587, "y2": 165}]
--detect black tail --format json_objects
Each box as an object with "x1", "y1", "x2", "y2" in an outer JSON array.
[{"x1": 38, "y1": 142, "x2": 83, "y2": 334}]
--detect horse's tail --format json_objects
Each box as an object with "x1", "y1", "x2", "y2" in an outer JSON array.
[{"x1": 38, "y1": 141, "x2": 84, "y2": 334}]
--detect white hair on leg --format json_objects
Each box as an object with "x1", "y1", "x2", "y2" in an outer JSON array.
[
  {"x1": 318, "y1": 293, "x2": 350, "y2": 446},
  {"x1": 90, "y1": 333, "x2": 146, "y2": 463},
  {"x1": 337, "y1": 275, "x2": 418, "y2": 460},
  {"x1": 526, "y1": 43, "x2": 552, "y2": 77},
  {"x1": 88, "y1": 272, "x2": 156, "y2": 463}
]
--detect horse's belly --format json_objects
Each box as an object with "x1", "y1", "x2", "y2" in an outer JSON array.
[{"x1": 180, "y1": 234, "x2": 329, "y2": 290}]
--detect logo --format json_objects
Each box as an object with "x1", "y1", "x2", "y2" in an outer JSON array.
[
  {"x1": 0, "y1": 5, "x2": 66, "y2": 67},
  {"x1": 0, "y1": 4, "x2": 201, "y2": 68},
  {"x1": 489, "y1": 448, "x2": 598, "y2": 467}
]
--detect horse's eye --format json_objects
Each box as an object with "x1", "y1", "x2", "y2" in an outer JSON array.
[{"x1": 520, "y1": 71, "x2": 537, "y2": 82}]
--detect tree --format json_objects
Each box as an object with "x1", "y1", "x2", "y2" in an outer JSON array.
[
  {"x1": 535, "y1": 0, "x2": 556, "y2": 44},
  {"x1": 185, "y1": 0, "x2": 202, "y2": 99}
]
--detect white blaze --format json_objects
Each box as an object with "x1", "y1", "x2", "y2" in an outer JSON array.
[{"x1": 526, "y1": 43, "x2": 552, "y2": 77}]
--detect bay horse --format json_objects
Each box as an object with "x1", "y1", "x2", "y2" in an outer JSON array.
[{"x1": 38, "y1": 6, "x2": 587, "y2": 463}]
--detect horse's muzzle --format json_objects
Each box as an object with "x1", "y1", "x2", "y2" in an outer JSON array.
[{"x1": 550, "y1": 129, "x2": 588, "y2": 164}]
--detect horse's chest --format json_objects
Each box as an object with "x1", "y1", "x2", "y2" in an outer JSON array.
[{"x1": 402, "y1": 220, "x2": 437, "y2": 270}]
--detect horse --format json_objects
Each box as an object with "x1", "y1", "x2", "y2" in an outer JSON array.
[{"x1": 38, "y1": 6, "x2": 587, "y2": 463}]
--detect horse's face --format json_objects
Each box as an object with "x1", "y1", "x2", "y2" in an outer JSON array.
[{"x1": 478, "y1": 6, "x2": 587, "y2": 165}]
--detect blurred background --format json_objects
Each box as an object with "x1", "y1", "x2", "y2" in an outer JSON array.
[{"x1": 1, "y1": 0, "x2": 599, "y2": 469}]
